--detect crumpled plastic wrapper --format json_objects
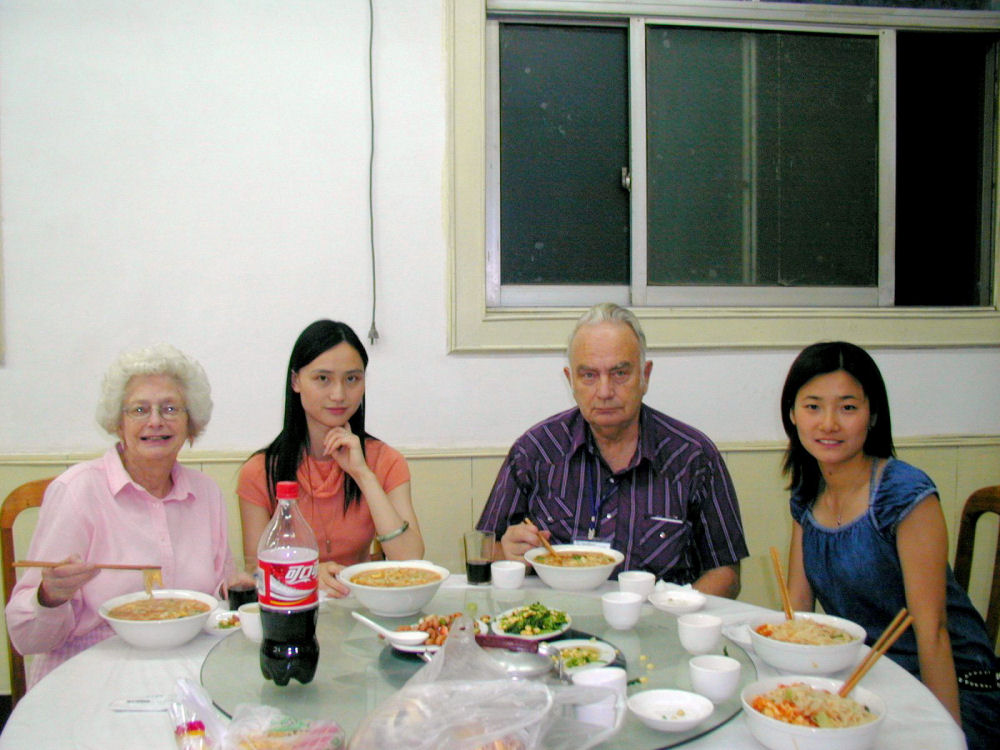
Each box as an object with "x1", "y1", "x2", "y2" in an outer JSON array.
[
  {"x1": 170, "y1": 679, "x2": 345, "y2": 750},
  {"x1": 348, "y1": 615, "x2": 623, "y2": 750}
]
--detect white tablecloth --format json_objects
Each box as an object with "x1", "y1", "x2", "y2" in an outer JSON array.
[{"x1": 0, "y1": 579, "x2": 967, "y2": 749}]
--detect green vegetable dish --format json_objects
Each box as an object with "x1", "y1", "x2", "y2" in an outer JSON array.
[{"x1": 498, "y1": 602, "x2": 569, "y2": 636}]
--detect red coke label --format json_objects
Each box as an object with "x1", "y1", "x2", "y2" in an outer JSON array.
[{"x1": 258, "y1": 547, "x2": 319, "y2": 610}]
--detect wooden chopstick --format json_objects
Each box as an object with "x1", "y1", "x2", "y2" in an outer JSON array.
[
  {"x1": 838, "y1": 608, "x2": 913, "y2": 697},
  {"x1": 769, "y1": 547, "x2": 794, "y2": 620},
  {"x1": 14, "y1": 561, "x2": 161, "y2": 571},
  {"x1": 524, "y1": 518, "x2": 564, "y2": 558}
]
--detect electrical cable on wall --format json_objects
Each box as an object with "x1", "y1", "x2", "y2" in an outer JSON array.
[{"x1": 367, "y1": 0, "x2": 380, "y2": 344}]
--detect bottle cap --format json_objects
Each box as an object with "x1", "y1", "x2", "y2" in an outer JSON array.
[{"x1": 276, "y1": 481, "x2": 299, "y2": 500}]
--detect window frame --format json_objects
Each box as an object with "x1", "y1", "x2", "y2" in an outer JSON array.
[{"x1": 448, "y1": 0, "x2": 1000, "y2": 352}]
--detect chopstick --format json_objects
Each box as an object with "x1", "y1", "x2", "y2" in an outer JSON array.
[
  {"x1": 14, "y1": 561, "x2": 161, "y2": 571},
  {"x1": 523, "y1": 518, "x2": 564, "y2": 558},
  {"x1": 838, "y1": 608, "x2": 913, "y2": 697},
  {"x1": 769, "y1": 547, "x2": 794, "y2": 620}
]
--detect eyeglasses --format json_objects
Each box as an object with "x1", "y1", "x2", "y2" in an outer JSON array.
[{"x1": 122, "y1": 404, "x2": 188, "y2": 421}]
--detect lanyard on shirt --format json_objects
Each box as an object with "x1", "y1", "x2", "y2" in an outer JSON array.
[{"x1": 588, "y1": 458, "x2": 620, "y2": 540}]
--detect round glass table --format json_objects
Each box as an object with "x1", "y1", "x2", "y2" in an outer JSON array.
[{"x1": 201, "y1": 585, "x2": 756, "y2": 748}]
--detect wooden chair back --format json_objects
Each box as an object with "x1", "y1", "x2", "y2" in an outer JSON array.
[
  {"x1": 953, "y1": 485, "x2": 1000, "y2": 649},
  {"x1": 1, "y1": 478, "x2": 53, "y2": 706}
]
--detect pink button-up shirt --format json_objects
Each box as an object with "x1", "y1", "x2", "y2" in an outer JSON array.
[{"x1": 5, "y1": 446, "x2": 232, "y2": 686}]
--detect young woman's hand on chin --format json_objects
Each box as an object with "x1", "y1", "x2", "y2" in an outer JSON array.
[
  {"x1": 322, "y1": 425, "x2": 368, "y2": 479},
  {"x1": 318, "y1": 561, "x2": 351, "y2": 598}
]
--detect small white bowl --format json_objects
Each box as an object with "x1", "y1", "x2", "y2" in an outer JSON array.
[
  {"x1": 238, "y1": 602, "x2": 263, "y2": 643},
  {"x1": 648, "y1": 589, "x2": 706, "y2": 615},
  {"x1": 337, "y1": 560, "x2": 450, "y2": 617},
  {"x1": 618, "y1": 570, "x2": 656, "y2": 597},
  {"x1": 524, "y1": 545, "x2": 624, "y2": 591},
  {"x1": 627, "y1": 689, "x2": 713, "y2": 732},
  {"x1": 747, "y1": 611, "x2": 866, "y2": 674},
  {"x1": 491, "y1": 560, "x2": 526, "y2": 589},
  {"x1": 99, "y1": 589, "x2": 218, "y2": 649},
  {"x1": 741, "y1": 675, "x2": 885, "y2": 750}
]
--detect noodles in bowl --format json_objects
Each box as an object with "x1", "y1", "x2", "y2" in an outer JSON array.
[
  {"x1": 108, "y1": 597, "x2": 211, "y2": 621},
  {"x1": 755, "y1": 618, "x2": 858, "y2": 647},
  {"x1": 350, "y1": 567, "x2": 442, "y2": 588},
  {"x1": 741, "y1": 675, "x2": 885, "y2": 750},
  {"x1": 99, "y1": 589, "x2": 218, "y2": 649},
  {"x1": 525, "y1": 545, "x2": 624, "y2": 591},
  {"x1": 751, "y1": 682, "x2": 877, "y2": 728},
  {"x1": 533, "y1": 551, "x2": 617, "y2": 567},
  {"x1": 338, "y1": 560, "x2": 450, "y2": 617},
  {"x1": 748, "y1": 612, "x2": 866, "y2": 674}
]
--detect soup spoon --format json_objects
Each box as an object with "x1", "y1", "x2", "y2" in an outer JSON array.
[{"x1": 351, "y1": 611, "x2": 429, "y2": 647}]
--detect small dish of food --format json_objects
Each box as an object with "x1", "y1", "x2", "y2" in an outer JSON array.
[
  {"x1": 493, "y1": 602, "x2": 572, "y2": 640},
  {"x1": 391, "y1": 612, "x2": 491, "y2": 653},
  {"x1": 524, "y1": 545, "x2": 624, "y2": 591},
  {"x1": 204, "y1": 610, "x2": 241, "y2": 636},
  {"x1": 741, "y1": 675, "x2": 885, "y2": 750},
  {"x1": 550, "y1": 638, "x2": 616, "y2": 673},
  {"x1": 627, "y1": 689, "x2": 714, "y2": 732},
  {"x1": 337, "y1": 560, "x2": 450, "y2": 617},
  {"x1": 648, "y1": 588, "x2": 707, "y2": 615}
]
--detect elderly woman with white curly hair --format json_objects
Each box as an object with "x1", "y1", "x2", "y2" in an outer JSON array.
[{"x1": 5, "y1": 343, "x2": 237, "y2": 687}]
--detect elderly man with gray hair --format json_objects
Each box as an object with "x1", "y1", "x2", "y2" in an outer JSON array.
[{"x1": 476, "y1": 303, "x2": 748, "y2": 597}]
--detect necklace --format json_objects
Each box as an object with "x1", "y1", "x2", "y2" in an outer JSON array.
[
  {"x1": 303, "y1": 458, "x2": 333, "y2": 555},
  {"x1": 828, "y1": 457, "x2": 878, "y2": 528}
]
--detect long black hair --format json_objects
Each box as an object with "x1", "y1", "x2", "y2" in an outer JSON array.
[
  {"x1": 256, "y1": 320, "x2": 370, "y2": 512},
  {"x1": 780, "y1": 341, "x2": 895, "y2": 500}
]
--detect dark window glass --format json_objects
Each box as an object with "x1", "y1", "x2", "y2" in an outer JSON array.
[{"x1": 499, "y1": 24, "x2": 629, "y2": 285}]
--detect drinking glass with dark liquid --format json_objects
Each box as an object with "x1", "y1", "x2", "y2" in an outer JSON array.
[
  {"x1": 227, "y1": 557, "x2": 259, "y2": 611},
  {"x1": 464, "y1": 530, "x2": 495, "y2": 585}
]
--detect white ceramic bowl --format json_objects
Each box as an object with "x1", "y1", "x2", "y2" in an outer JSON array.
[
  {"x1": 747, "y1": 611, "x2": 866, "y2": 674},
  {"x1": 627, "y1": 689, "x2": 714, "y2": 732},
  {"x1": 524, "y1": 545, "x2": 624, "y2": 591},
  {"x1": 337, "y1": 560, "x2": 450, "y2": 617},
  {"x1": 648, "y1": 588, "x2": 706, "y2": 615},
  {"x1": 741, "y1": 675, "x2": 886, "y2": 750},
  {"x1": 99, "y1": 589, "x2": 219, "y2": 649}
]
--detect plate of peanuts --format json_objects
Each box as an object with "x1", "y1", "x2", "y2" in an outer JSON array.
[{"x1": 392, "y1": 611, "x2": 491, "y2": 653}]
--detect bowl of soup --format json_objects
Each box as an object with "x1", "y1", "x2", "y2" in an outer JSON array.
[
  {"x1": 337, "y1": 560, "x2": 450, "y2": 617},
  {"x1": 747, "y1": 611, "x2": 867, "y2": 675},
  {"x1": 741, "y1": 675, "x2": 885, "y2": 750},
  {"x1": 524, "y1": 545, "x2": 624, "y2": 591},
  {"x1": 99, "y1": 589, "x2": 219, "y2": 649}
]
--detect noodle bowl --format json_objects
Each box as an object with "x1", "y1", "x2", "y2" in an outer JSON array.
[
  {"x1": 741, "y1": 675, "x2": 885, "y2": 750},
  {"x1": 747, "y1": 612, "x2": 867, "y2": 674}
]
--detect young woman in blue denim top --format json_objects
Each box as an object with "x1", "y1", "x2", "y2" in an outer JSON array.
[{"x1": 779, "y1": 341, "x2": 998, "y2": 750}]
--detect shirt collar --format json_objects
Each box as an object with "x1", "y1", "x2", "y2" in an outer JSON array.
[
  {"x1": 105, "y1": 444, "x2": 194, "y2": 502},
  {"x1": 573, "y1": 404, "x2": 655, "y2": 473}
]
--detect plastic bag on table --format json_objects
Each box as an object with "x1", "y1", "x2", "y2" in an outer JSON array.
[
  {"x1": 348, "y1": 615, "x2": 624, "y2": 750},
  {"x1": 222, "y1": 704, "x2": 346, "y2": 750}
]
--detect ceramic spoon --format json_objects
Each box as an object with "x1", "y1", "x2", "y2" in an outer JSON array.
[{"x1": 351, "y1": 610, "x2": 429, "y2": 647}]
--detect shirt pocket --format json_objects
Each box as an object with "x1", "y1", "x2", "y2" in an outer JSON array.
[{"x1": 635, "y1": 512, "x2": 694, "y2": 569}]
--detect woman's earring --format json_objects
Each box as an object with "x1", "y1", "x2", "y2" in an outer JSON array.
[{"x1": 870, "y1": 415, "x2": 877, "y2": 428}]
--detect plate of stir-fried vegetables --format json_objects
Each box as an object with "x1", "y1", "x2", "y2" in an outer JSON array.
[{"x1": 493, "y1": 602, "x2": 571, "y2": 640}]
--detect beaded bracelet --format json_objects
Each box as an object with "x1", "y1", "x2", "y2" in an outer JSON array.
[{"x1": 375, "y1": 520, "x2": 410, "y2": 543}]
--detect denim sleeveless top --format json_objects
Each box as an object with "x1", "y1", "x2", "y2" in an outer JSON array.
[{"x1": 790, "y1": 458, "x2": 997, "y2": 677}]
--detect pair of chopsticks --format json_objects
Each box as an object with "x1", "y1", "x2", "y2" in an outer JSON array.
[
  {"x1": 838, "y1": 607, "x2": 913, "y2": 697},
  {"x1": 769, "y1": 547, "x2": 794, "y2": 620},
  {"x1": 523, "y1": 518, "x2": 565, "y2": 558},
  {"x1": 14, "y1": 561, "x2": 161, "y2": 571}
]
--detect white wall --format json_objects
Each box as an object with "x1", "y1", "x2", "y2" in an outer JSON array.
[{"x1": 2, "y1": 0, "x2": 999, "y2": 458}]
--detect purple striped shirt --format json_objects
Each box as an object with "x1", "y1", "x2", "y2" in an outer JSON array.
[{"x1": 477, "y1": 405, "x2": 748, "y2": 583}]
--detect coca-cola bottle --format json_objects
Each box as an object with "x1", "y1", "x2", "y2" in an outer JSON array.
[{"x1": 256, "y1": 480, "x2": 320, "y2": 686}]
